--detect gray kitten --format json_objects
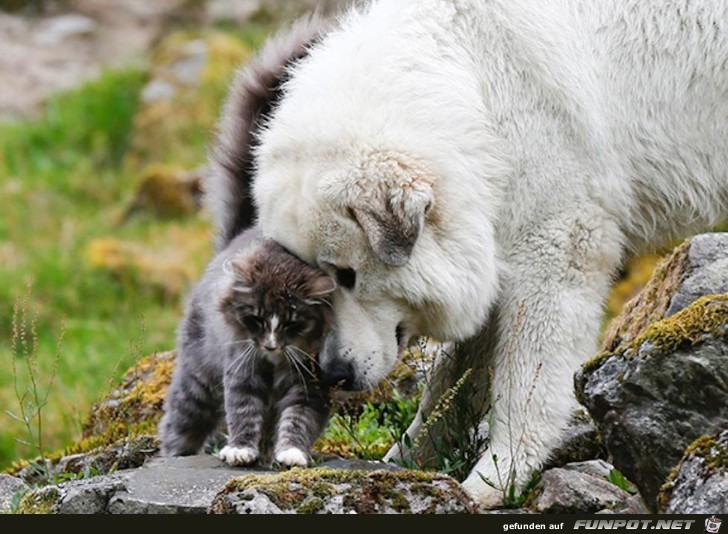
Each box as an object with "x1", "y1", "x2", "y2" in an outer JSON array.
[{"x1": 159, "y1": 228, "x2": 336, "y2": 467}]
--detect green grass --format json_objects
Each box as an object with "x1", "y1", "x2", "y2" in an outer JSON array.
[
  {"x1": 0, "y1": 67, "x2": 213, "y2": 469},
  {"x1": 317, "y1": 394, "x2": 420, "y2": 461},
  {"x1": 0, "y1": 20, "x2": 295, "y2": 471}
]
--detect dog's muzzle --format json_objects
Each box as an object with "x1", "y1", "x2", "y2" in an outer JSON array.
[{"x1": 320, "y1": 358, "x2": 356, "y2": 390}]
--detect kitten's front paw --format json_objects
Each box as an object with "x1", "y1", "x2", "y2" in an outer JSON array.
[
  {"x1": 218, "y1": 445, "x2": 259, "y2": 466},
  {"x1": 275, "y1": 447, "x2": 309, "y2": 467}
]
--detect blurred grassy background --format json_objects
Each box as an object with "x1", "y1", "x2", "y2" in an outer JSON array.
[{"x1": 0, "y1": 17, "x2": 272, "y2": 468}]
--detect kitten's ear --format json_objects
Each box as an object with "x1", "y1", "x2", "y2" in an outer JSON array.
[
  {"x1": 223, "y1": 258, "x2": 252, "y2": 293},
  {"x1": 307, "y1": 275, "x2": 336, "y2": 298},
  {"x1": 222, "y1": 259, "x2": 235, "y2": 276}
]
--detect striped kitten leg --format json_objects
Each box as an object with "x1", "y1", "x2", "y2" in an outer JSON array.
[
  {"x1": 273, "y1": 376, "x2": 330, "y2": 467},
  {"x1": 219, "y1": 357, "x2": 269, "y2": 466},
  {"x1": 160, "y1": 358, "x2": 222, "y2": 456}
]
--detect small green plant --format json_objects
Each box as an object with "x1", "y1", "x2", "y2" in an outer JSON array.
[
  {"x1": 6, "y1": 282, "x2": 64, "y2": 483},
  {"x1": 318, "y1": 394, "x2": 419, "y2": 461},
  {"x1": 4, "y1": 487, "x2": 29, "y2": 515},
  {"x1": 385, "y1": 338, "x2": 492, "y2": 481},
  {"x1": 607, "y1": 468, "x2": 638, "y2": 494}
]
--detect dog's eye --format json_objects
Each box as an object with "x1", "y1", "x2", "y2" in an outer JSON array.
[{"x1": 335, "y1": 268, "x2": 356, "y2": 290}]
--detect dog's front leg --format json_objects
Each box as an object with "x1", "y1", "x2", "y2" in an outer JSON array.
[{"x1": 462, "y1": 213, "x2": 622, "y2": 508}]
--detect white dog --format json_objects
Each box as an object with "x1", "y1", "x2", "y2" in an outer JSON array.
[{"x1": 210, "y1": 0, "x2": 728, "y2": 507}]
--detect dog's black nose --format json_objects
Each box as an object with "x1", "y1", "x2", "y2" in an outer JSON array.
[{"x1": 321, "y1": 359, "x2": 356, "y2": 390}]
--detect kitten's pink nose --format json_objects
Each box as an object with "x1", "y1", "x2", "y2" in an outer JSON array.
[{"x1": 263, "y1": 341, "x2": 279, "y2": 351}]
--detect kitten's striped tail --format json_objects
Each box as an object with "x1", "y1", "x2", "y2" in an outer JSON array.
[{"x1": 206, "y1": 13, "x2": 333, "y2": 250}]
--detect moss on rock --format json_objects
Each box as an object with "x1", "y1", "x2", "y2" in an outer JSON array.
[
  {"x1": 81, "y1": 351, "x2": 175, "y2": 442},
  {"x1": 211, "y1": 467, "x2": 476, "y2": 514},
  {"x1": 632, "y1": 294, "x2": 728, "y2": 354},
  {"x1": 583, "y1": 294, "x2": 728, "y2": 376},
  {"x1": 657, "y1": 431, "x2": 728, "y2": 512},
  {"x1": 17, "y1": 486, "x2": 60, "y2": 514},
  {"x1": 601, "y1": 240, "x2": 691, "y2": 353},
  {"x1": 124, "y1": 164, "x2": 202, "y2": 220}
]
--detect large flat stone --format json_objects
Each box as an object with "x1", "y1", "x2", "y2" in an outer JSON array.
[{"x1": 107, "y1": 455, "x2": 267, "y2": 514}]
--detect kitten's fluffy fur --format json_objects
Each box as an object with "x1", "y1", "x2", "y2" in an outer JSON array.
[{"x1": 159, "y1": 228, "x2": 336, "y2": 466}]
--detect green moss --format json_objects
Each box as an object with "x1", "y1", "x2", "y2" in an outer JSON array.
[
  {"x1": 631, "y1": 294, "x2": 728, "y2": 354},
  {"x1": 81, "y1": 351, "x2": 175, "y2": 441},
  {"x1": 681, "y1": 433, "x2": 728, "y2": 472},
  {"x1": 583, "y1": 294, "x2": 728, "y2": 375},
  {"x1": 580, "y1": 350, "x2": 613, "y2": 375},
  {"x1": 657, "y1": 432, "x2": 728, "y2": 511},
  {"x1": 601, "y1": 240, "x2": 691, "y2": 352},
  {"x1": 296, "y1": 497, "x2": 325, "y2": 514},
  {"x1": 380, "y1": 486, "x2": 412, "y2": 513},
  {"x1": 17, "y1": 487, "x2": 60, "y2": 514},
  {"x1": 220, "y1": 468, "x2": 455, "y2": 514}
]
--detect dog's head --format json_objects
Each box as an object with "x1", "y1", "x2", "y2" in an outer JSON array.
[{"x1": 254, "y1": 142, "x2": 502, "y2": 390}]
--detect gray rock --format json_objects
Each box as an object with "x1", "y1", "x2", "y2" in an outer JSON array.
[
  {"x1": 666, "y1": 234, "x2": 728, "y2": 316},
  {"x1": 577, "y1": 235, "x2": 728, "y2": 511},
  {"x1": 528, "y1": 468, "x2": 631, "y2": 514},
  {"x1": 35, "y1": 15, "x2": 96, "y2": 46},
  {"x1": 659, "y1": 431, "x2": 728, "y2": 514},
  {"x1": 17, "y1": 474, "x2": 128, "y2": 514},
  {"x1": 210, "y1": 468, "x2": 478, "y2": 514},
  {"x1": 0, "y1": 474, "x2": 29, "y2": 513},
  {"x1": 15, "y1": 435, "x2": 160, "y2": 486},
  {"x1": 205, "y1": 0, "x2": 261, "y2": 24},
  {"x1": 488, "y1": 509, "x2": 536, "y2": 514},
  {"x1": 142, "y1": 79, "x2": 177, "y2": 103},
  {"x1": 56, "y1": 476, "x2": 128, "y2": 514},
  {"x1": 545, "y1": 407, "x2": 607, "y2": 468},
  {"x1": 13, "y1": 452, "x2": 457, "y2": 514},
  {"x1": 596, "y1": 494, "x2": 649, "y2": 514},
  {"x1": 107, "y1": 455, "x2": 268, "y2": 514},
  {"x1": 168, "y1": 40, "x2": 207, "y2": 86},
  {"x1": 204, "y1": 0, "x2": 352, "y2": 25},
  {"x1": 576, "y1": 316, "x2": 728, "y2": 509},
  {"x1": 563, "y1": 460, "x2": 615, "y2": 479}
]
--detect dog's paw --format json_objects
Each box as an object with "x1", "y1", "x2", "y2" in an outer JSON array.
[
  {"x1": 461, "y1": 471, "x2": 506, "y2": 510},
  {"x1": 218, "y1": 445, "x2": 259, "y2": 466},
  {"x1": 275, "y1": 447, "x2": 309, "y2": 467}
]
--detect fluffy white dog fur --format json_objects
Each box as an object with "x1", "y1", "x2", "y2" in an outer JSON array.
[{"x1": 221, "y1": 0, "x2": 728, "y2": 507}]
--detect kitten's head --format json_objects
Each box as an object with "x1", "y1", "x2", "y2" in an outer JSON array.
[{"x1": 220, "y1": 239, "x2": 336, "y2": 365}]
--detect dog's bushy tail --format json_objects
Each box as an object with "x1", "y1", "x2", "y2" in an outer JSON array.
[{"x1": 206, "y1": 14, "x2": 330, "y2": 250}]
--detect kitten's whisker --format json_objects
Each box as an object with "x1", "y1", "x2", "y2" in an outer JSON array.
[
  {"x1": 287, "y1": 345, "x2": 318, "y2": 375},
  {"x1": 284, "y1": 348, "x2": 310, "y2": 399},
  {"x1": 226, "y1": 344, "x2": 256, "y2": 379},
  {"x1": 217, "y1": 339, "x2": 255, "y2": 348}
]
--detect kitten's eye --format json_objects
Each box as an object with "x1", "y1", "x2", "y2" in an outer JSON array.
[
  {"x1": 241, "y1": 315, "x2": 264, "y2": 332},
  {"x1": 283, "y1": 321, "x2": 308, "y2": 336}
]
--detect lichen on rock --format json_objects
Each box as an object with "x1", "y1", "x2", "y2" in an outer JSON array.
[
  {"x1": 658, "y1": 431, "x2": 728, "y2": 513},
  {"x1": 81, "y1": 351, "x2": 175, "y2": 443},
  {"x1": 601, "y1": 240, "x2": 691, "y2": 353},
  {"x1": 210, "y1": 467, "x2": 478, "y2": 514},
  {"x1": 576, "y1": 294, "x2": 728, "y2": 509},
  {"x1": 17, "y1": 486, "x2": 61, "y2": 514}
]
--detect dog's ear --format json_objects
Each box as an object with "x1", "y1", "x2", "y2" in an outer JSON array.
[{"x1": 350, "y1": 180, "x2": 433, "y2": 267}]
